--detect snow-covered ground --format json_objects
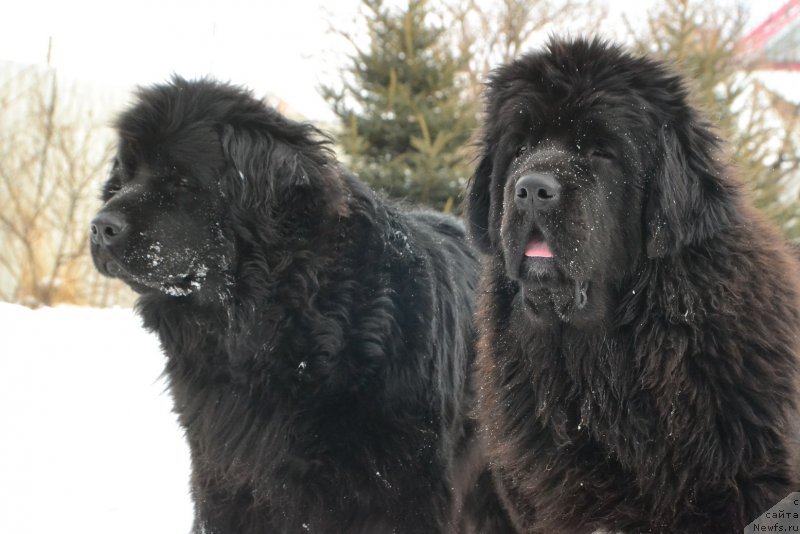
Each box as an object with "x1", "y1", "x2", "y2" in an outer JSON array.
[{"x1": 0, "y1": 303, "x2": 193, "y2": 534}]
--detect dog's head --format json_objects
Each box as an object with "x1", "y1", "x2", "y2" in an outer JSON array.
[
  {"x1": 467, "y1": 38, "x2": 739, "y2": 323},
  {"x1": 91, "y1": 77, "x2": 344, "y2": 299}
]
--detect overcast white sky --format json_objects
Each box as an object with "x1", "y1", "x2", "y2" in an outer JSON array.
[{"x1": 0, "y1": 0, "x2": 789, "y2": 122}]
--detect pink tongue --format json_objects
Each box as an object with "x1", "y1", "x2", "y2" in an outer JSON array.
[{"x1": 525, "y1": 241, "x2": 552, "y2": 258}]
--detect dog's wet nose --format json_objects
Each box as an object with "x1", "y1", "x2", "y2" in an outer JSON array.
[
  {"x1": 515, "y1": 173, "x2": 561, "y2": 211},
  {"x1": 90, "y1": 211, "x2": 128, "y2": 247}
]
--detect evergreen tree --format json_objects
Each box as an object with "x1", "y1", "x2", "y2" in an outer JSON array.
[
  {"x1": 629, "y1": 0, "x2": 800, "y2": 238},
  {"x1": 322, "y1": 0, "x2": 477, "y2": 211}
]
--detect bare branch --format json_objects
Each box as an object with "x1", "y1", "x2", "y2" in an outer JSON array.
[{"x1": 0, "y1": 62, "x2": 117, "y2": 306}]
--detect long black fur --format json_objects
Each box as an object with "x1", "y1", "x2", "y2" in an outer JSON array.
[
  {"x1": 466, "y1": 38, "x2": 800, "y2": 533},
  {"x1": 90, "y1": 77, "x2": 506, "y2": 533}
]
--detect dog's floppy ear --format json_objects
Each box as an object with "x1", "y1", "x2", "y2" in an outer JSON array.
[
  {"x1": 466, "y1": 153, "x2": 495, "y2": 254},
  {"x1": 221, "y1": 125, "x2": 270, "y2": 209},
  {"x1": 220, "y1": 123, "x2": 344, "y2": 218},
  {"x1": 644, "y1": 120, "x2": 740, "y2": 258}
]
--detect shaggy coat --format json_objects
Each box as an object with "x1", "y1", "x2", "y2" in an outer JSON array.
[
  {"x1": 90, "y1": 77, "x2": 505, "y2": 533},
  {"x1": 466, "y1": 38, "x2": 800, "y2": 533}
]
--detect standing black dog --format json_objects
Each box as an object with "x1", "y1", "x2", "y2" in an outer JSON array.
[
  {"x1": 467, "y1": 38, "x2": 800, "y2": 532},
  {"x1": 90, "y1": 77, "x2": 504, "y2": 533}
]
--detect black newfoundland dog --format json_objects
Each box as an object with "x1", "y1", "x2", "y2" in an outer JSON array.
[
  {"x1": 90, "y1": 77, "x2": 504, "y2": 533},
  {"x1": 466, "y1": 38, "x2": 800, "y2": 533}
]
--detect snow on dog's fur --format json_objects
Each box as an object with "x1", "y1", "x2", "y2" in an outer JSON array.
[
  {"x1": 91, "y1": 77, "x2": 508, "y2": 533},
  {"x1": 467, "y1": 38, "x2": 800, "y2": 533}
]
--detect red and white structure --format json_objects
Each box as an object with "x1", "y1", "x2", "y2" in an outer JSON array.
[{"x1": 739, "y1": 0, "x2": 800, "y2": 71}]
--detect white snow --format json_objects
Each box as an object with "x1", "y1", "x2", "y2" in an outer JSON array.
[{"x1": 0, "y1": 303, "x2": 193, "y2": 534}]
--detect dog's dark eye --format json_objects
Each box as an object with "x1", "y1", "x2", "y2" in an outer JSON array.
[
  {"x1": 103, "y1": 178, "x2": 122, "y2": 199},
  {"x1": 174, "y1": 176, "x2": 192, "y2": 190},
  {"x1": 590, "y1": 148, "x2": 615, "y2": 161},
  {"x1": 515, "y1": 145, "x2": 528, "y2": 158},
  {"x1": 104, "y1": 183, "x2": 121, "y2": 197}
]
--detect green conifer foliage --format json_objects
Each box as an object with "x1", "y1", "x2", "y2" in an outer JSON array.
[{"x1": 322, "y1": 0, "x2": 477, "y2": 211}]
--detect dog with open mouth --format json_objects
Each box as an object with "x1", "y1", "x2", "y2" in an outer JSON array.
[
  {"x1": 497, "y1": 143, "x2": 619, "y2": 324},
  {"x1": 467, "y1": 37, "x2": 800, "y2": 533}
]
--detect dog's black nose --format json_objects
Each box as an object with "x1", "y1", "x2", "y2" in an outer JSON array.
[
  {"x1": 515, "y1": 173, "x2": 561, "y2": 211},
  {"x1": 90, "y1": 212, "x2": 128, "y2": 247}
]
